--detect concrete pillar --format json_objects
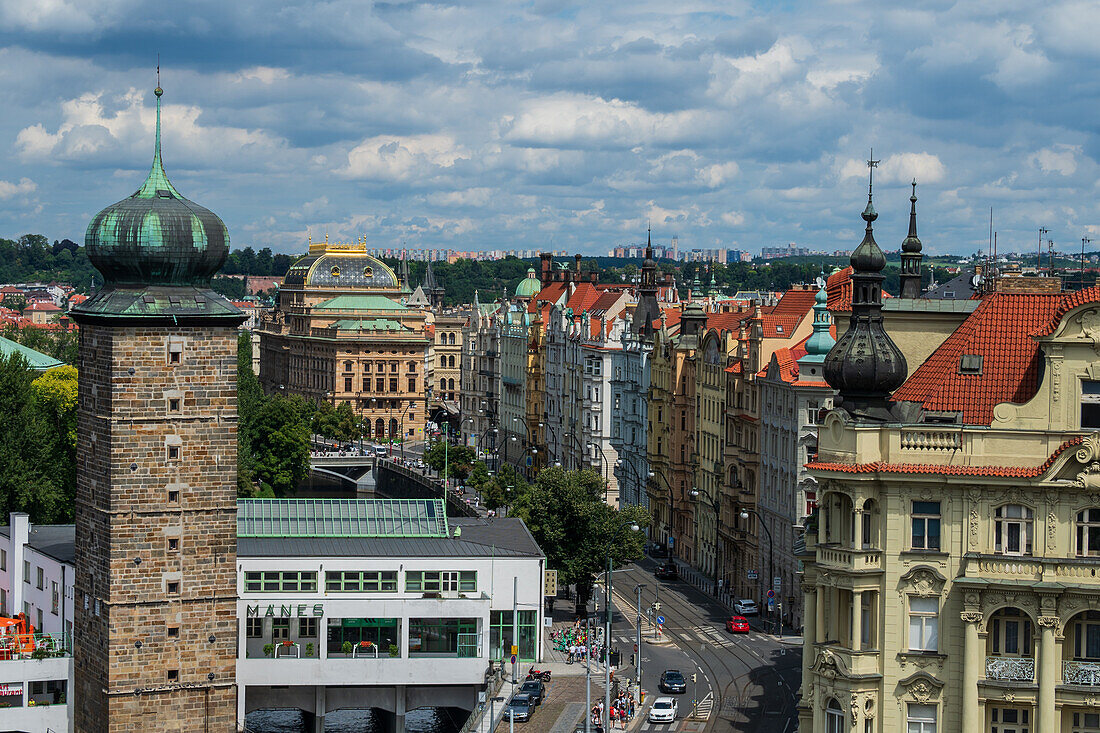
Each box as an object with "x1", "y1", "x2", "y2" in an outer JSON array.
[
  {"x1": 851, "y1": 591, "x2": 862, "y2": 651},
  {"x1": 801, "y1": 584, "x2": 816, "y2": 699},
  {"x1": 236, "y1": 685, "x2": 246, "y2": 730},
  {"x1": 1038, "y1": 619, "x2": 1057, "y2": 732},
  {"x1": 961, "y1": 612, "x2": 982, "y2": 732},
  {"x1": 395, "y1": 684, "x2": 407, "y2": 733},
  {"x1": 852, "y1": 509, "x2": 863, "y2": 550},
  {"x1": 313, "y1": 686, "x2": 326, "y2": 733},
  {"x1": 816, "y1": 585, "x2": 826, "y2": 643}
]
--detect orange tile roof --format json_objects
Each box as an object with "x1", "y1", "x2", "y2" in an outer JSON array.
[
  {"x1": 808, "y1": 436, "x2": 1083, "y2": 478},
  {"x1": 891, "y1": 291, "x2": 1075, "y2": 424},
  {"x1": 1033, "y1": 286, "x2": 1100, "y2": 336},
  {"x1": 826, "y1": 266, "x2": 892, "y2": 311},
  {"x1": 725, "y1": 362, "x2": 742, "y2": 374},
  {"x1": 761, "y1": 314, "x2": 802, "y2": 338},
  {"x1": 590, "y1": 291, "x2": 623, "y2": 313},
  {"x1": 565, "y1": 283, "x2": 601, "y2": 314},
  {"x1": 535, "y1": 283, "x2": 566, "y2": 304},
  {"x1": 706, "y1": 312, "x2": 748, "y2": 333},
  {"x1": 771, "y1": 288, "x2": 817, "y2": 316}
]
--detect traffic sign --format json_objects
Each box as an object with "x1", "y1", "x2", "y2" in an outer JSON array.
[
  {"x1": 653, "y1": 602, "x2": 661, "y2": 612},
  {"x1": 747, "y1": 570, "x2": 758, "y2": 580},
  {"x1": 510, "y1": 654, "x2": 517, "y2": 665},
  {"x1": 766, "y1": 589, "x2": 775, "y2": 599},
  {"x1": 656, "y1": 615, "x2": 666, "y2": 625},
  {"x1": 511, "y1": 644, "x2": 518, "y2": 655},
  {"x1": 773, "y1": 577, "x2": 782, "y2": 591},
  {"x1": 667, "y1": 537, "x2": 674, "y2": 548}
]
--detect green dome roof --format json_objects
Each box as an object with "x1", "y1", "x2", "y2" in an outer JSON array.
[
  {"x1": 514, "y1": 267, "x2": 541, "y2": 297},
  {"x1": 85, "y1": 87, "x2": 228, "y2": 287}
]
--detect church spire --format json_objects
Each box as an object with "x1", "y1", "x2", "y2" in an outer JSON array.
[
  {"x1": 899, "y1": 180, "x2": 924, "y2": 298},
  {"x1": 823, "y1": 152, "x2": 907, "y2": 420}
]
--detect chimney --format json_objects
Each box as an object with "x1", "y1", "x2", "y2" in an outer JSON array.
[
  {"x1": 575, "y1": 254, "x2": 582, "y2": 273},
  {"x1": 10, "y1": 513, "x2": 28, "y2": 618},
  {"x1": 540, "y1": 252, "x2": 553, "y2": 284}
]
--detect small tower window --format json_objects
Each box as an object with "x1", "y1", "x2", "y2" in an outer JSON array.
[
  {"x1": 167, "y1": 538, "x2": 179, "y2": 551},
  {"x1": 364, "y1": 266, "x2": 374, "y2": 277},
  {"x1": 167, "y1": 445, "x2": 179, "y2": 460},
  {"x1": 166, "y1": 669, "x2": 179, "y2": 682},
  {"x1": 166, "y1": 626, "x2": 179, "y2": 639},
  {"x1": 168, "y1": 398, "x2": 180, "y2": 412},
  {"x1": 166, "y1": 582, "x2": 179, "y2": 595},
  {"x1": 167, "y1": 339, "x2": 184, "y2": 364}
]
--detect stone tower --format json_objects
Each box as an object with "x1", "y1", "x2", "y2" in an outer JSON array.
[{"x1": 70, "y1": 84, "x2": 243, "y2": 732}]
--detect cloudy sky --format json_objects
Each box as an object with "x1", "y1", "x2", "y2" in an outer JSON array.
[{"x1": 0, "y1": 0, "x2": 1097, "y2": 256}]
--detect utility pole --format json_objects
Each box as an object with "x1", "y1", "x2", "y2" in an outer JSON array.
[
  {"x1": 443, "y1": 424, "x2": 449, "y2": 490},
  {"x1": 511, "y1": 575, "x2": 517, "y2": 733},
  {"x1": 1039, "y1": 227, "x2": 1049, "y2": 272},
  {"x1": 605, "y1": 555, "x2": 612, "y2": 732}
]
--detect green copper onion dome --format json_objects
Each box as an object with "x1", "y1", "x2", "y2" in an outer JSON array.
[
  {"x1": 85, "y1": 86, "x2": 228, "y2": 287},
  {"x1": 514, "y1": 267, "x2": 541, "y2": 297}
]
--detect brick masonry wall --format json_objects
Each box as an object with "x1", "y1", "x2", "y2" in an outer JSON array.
[{"x1": 75, "y1": 323, "x2": 239, "y2": 732}]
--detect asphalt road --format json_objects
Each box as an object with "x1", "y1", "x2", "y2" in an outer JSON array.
[{"x1": 604, "y1": 558, "x2": 802, "y2": 733}]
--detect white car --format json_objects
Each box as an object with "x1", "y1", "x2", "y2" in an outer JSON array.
[
  {"x1": 734, "y1": 599, "x2": 759, "y2": 615},
  {"x1": 649, "y1": 697, "x2": 678, "y2": 723}
]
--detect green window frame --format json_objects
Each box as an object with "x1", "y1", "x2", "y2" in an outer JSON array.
[
  {"x1": 325, "y1": 570, "x2": 398, "y2": 593},
  {"x1": 405, "y1": 571, "x2": 476, "y2": 593},
  {"x1": 244, "y1": 571, "x2": 318, "y2": 593}
]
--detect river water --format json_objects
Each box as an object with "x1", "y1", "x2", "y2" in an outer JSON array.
[{"x1": 245, "y1": 707, "x2": 463, "y2": 732}]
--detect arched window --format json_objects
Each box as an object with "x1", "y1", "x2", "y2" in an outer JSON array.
[
  {"x1": 988, "y1": 607, "x2": 1033, "y2": 660},
  {"x1": 449, "y1": 355, "x2": 456, "y2": 368},
  {"x1": 440, "y1": 379, "x2": 446, "y2": 391},
  {"x1": 825, "y1": 699, "x2": 844, "y2": 733},
  {"x1": 1077, "y1": 508, "x2": 1100, "y2": 557},
  {"x1": 448, "y1": 333, "x2": 456, "y2": 345},
  {"x1": 995, "y1": 505, "x2": 1034, "y2": 556},
  {"x1": 363, "y1": 421, "x2": 372, "y2": 438},
  {"x1": 1069, "y1": 610, "x2": 1100, "y2": 661},
  {"x1": 375, "y1": 419, "x2": 385, "y2": 438},
  {"x1": 448, "y1": 378, "x2": 455, "y2": 390},
  {"x1": 389, "y1": 418, "x2": 398, "y2": 437}
]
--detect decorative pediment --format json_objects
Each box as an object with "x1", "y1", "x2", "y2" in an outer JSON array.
[
  {"x1": 898, "y1": 671, "x2": 944, "y2": 704},
  {"x1": 811, "y1": 648, "x2": 851, "y2": 680},
  {"x1": 1077, "y1": 309, "x2": 1100, "y2": 353},
  {"x1": 899, "y1": 566, "x2": 946, "y2": 597},
  {"x1": 1074, "y1": 434, "x2": 1100, "y2": 490}
]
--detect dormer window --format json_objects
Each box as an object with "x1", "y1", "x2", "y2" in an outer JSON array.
[{"x1": 959, "y1": 354, "x2": 983, "y2": 374}]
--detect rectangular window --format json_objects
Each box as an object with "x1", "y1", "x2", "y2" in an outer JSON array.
[
  {"x1": 246, "y1": 618, "x2": 263, "y2": 638},
  {"x1": 911, "y1": 501, "x2": 941, "y2": 551},
  {"x1": 243, "y1": 571, "x2": 318, "y2": 593},
  {"x1": 907, "y1": 703, "x2": 937, "y2": 733},
  {"x1": 23, "y1": 561, "x2": 29, "y2": 584},
  {"x1": 376, "y1": 378, "x2": 384, "y2": 392},
  {"x1": 408, "y1": 378, "x2": 416, "y2": 392},
  {"x1": 325, "y1": 570, "x2": 398, "y2": 593},
  {"x1": 36, "y1": 567, "x2": 43, "y2": 590},
  {"x1": 272, "y1": 618, "x2": 290, "y2": 641},
  {"x1": 1073, "y1": 712, "x2": 1100, "y2": 732},
  {"x1": 991, "y1": 707, "x2": 1030, "y2": 733},
  {"x1": 168, "y1": 397, "x2": 180, "y2": 412},
  {"x1": 51, "y1": 581, "x2": 58, "y2": 615},
  {"x1": 0, "y1": 548, "x2": 6, "y2": 571},
  {"x1": 345, "y1": 377, "x2": 353, "y2": 392},
  {"x1": 299, "y1": 617, "x2": 318, "y2": 638},
  {"x1": 1084, "y1": 381, "x2": 1100, "y2": 429},
  {"x1": 405, "y1": 571, "x2": 476, "y2": 593},
  {"x1": 390, "y1": 378, "x2": 398, "y2": 393},
  {"x1": 908, "y1": 597, "x2": 939, "y2": 651}
]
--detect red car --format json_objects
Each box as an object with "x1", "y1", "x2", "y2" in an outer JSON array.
[{"x1": 725, "y1": 616, "x2": 750, "y2": 633}]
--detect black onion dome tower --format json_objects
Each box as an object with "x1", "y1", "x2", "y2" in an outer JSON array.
[
  {"x1": 823, "y1": 155, "x2": 908, "y2": 421},
  {"x1": 632, "y1": 226, "x2": 663, "y2": 340},
  {"x1": 899, "y1": 180, "x2": 924, "y2": 298},
  {"x1": 73, "y1": 84, "x2": 242, "y2": 323}
]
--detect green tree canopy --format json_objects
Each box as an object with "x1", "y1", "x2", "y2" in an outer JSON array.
[{"x1": 512, "y1": 467, "x2": 649, "y2": 603}]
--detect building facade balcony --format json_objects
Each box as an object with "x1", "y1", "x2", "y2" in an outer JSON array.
[
  {"x1": 814, "y1": 545, "x2": 884, "y2": 574},
  {"x1": 1064, "y1": 660, "x2": 1100, "y2": 686},
  {"x1": 986, "y1": 656, "x2": 1035, "y2": 682}
]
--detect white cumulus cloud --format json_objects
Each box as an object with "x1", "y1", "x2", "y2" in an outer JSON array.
[
  {"x1": 0, "y1": 177, "x2": 36, "y2": 199},
  {"x1": 338, "y1": 134, "x2": 469, "y2": 182},
  {"x1": 1030, "y1": 145, "x2": 1079, "y2": 176}
]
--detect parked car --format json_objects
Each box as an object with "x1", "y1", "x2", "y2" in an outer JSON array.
[
  {"x1": 726, "y1": 615, "x2": 750, "y2": 633},
  {"x1": 654, "y1": 563, "x2": 678, "y2": 580},
  {"x1": 518, "y1": 679, "x2": 545, "y2": 705},
  {"x1": 733, "y1": 599, "x2": 759, "y2": 615},
  {"x1": 504, "y1": 693, "x2": 535, "y2": 722},
  {"x1": 648, "y1": 697, "x2": 679, "y2": 724},
  {"x1": 649, "y1": 543, "x2": 669, "y2": 558},
  {"x1": 659, "y1": 669, "x2": 687, "y2": 693}
]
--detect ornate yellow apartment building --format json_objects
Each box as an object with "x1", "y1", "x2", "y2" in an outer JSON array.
[{"x1": 801, "y1": 178, "x2": 1100, "y2": 732}]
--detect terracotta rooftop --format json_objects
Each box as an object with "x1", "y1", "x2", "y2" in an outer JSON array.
[
  {"x1": 891, "y1": 290, "x2": 1096, "y2": 424},
  {"x1": 808, "y1": 436, "x2": 1084, "y2": 478},
  {"x1": 826, "y1": 266, "x2": 892, "y2": 312},
  {"x1": 771, "y1": 288, "x2": 818, "y2": 317}
]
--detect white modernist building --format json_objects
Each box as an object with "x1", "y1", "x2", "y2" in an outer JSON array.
[{"x1": 0, "y1": 499, "x2": 545, "y2": 733}]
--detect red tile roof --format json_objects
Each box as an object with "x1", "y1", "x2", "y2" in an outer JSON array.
[
  {"x1": 1033, "y1": 286, "x2": 1100, "y2": 336},
  {"x1": 761, "y1": 314, "x2": 802, "y2": 338},
  {"x1": 707, "y1": 312, "x2": 748, "y2": 333},
  {"x1": 565, "y1": 283, "x2": 601, "y2": 314},
  {"x1": 808, "y1": 436, "x2": 1083, "y2": 478},
  {"x1": 771, "y1": 288, "x2": 817, "y2": 317},
  {"x1": 826, "y1": 266, "x2": 892, "y2": 312},
  {"x1": 535, "y1": 283, "x2": 567, "y2": 304},
  {"x1": 590, "y1": 291, "x2": 624, "y2": 313},
  {"x1": 891, "y1": 291, "x2": 1075, "y2": 424}
]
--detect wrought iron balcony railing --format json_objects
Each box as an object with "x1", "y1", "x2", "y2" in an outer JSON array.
[{"x1": 985, "y1": 656, "x2": 1035, "y2": 682}]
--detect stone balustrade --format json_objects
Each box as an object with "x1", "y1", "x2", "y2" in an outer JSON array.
[
  {"x1": 815, "y1": 545, "x2": 883, "y2": 573},
  {"x1": 900, "y1": 429, "x2": 962, "y2": 451}
]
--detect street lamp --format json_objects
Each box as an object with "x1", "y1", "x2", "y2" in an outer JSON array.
[
  {"x1": 588, "y1": 443, "x2": 613, "y2": 504},
  {"x1": 740, "y1": 508, "x2": 776, "y2": 634},
  {"x1": 594, "y1": 518, "x2": 641, "y2": 733},
  {"x1": 689, "y1": 485, "x2": 721, "y2": 597}
]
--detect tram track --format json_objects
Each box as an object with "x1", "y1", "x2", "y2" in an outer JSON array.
[{"x1": 610, "y1": 564, "x2": 800, "y2": 732}]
